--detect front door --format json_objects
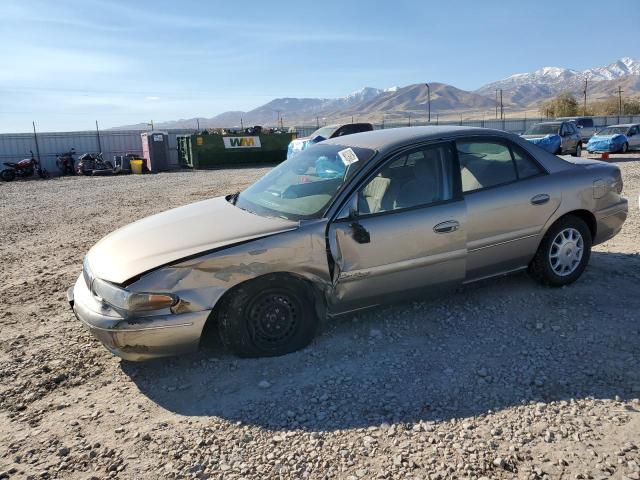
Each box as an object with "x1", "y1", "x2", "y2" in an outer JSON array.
[{"x1": 327, "y1": 142, "x2": 467, "y2": 313}]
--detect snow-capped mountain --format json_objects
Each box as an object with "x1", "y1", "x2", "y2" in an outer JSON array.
[
  {"x1": 476, "y1": 57, "x2": 640, "y2": 105},
  {"x1": 114, "y1": 58, "x2": 640, "y2": 130}
]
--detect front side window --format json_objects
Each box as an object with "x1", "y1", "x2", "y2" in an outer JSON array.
[
  {"x1": 357, "y1": 143, "x2": 455, "y2": 215},
  {"x1": 457, "y1": 141, "x2": 517, "y2": 192},
  {"x1": 234, "y1": 144, "x2": 375, "y2": 220}
]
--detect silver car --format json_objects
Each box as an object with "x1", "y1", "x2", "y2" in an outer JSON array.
[{"x1": 68, "y1": 126, "x2": 628, "y2": 361}]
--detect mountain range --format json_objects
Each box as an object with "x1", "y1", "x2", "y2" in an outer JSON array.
[{"x1": 115, "y1": 57, "x2": 640, "y2": 129}]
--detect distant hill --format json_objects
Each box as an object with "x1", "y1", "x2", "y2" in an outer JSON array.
[{"x1": 112, "y1": 57, "x2": 640, "y2": 129}]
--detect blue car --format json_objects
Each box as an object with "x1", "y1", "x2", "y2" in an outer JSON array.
[{"x1": 587, "y1": 124, "x2": 640, "y2": 154}]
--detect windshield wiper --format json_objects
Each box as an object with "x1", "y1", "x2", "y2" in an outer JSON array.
[{"x1": 229, "y1": 191, "x2": 240, "y2": 205}]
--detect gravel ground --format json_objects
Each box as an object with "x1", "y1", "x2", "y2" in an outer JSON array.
[{"x1": 0, "y1": 155, "x2": 639, "y2": 480}]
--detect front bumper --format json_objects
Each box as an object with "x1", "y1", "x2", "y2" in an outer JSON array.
[{"x1": 68, "y1": 275, "x2": 210, "y2": 361}]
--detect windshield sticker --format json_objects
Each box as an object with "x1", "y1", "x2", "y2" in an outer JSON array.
[{"x1": 338, "y1": 148, "x2": 359, "y2": 166}]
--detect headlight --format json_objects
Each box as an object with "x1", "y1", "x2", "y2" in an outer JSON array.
[{"x1": 91, "y1": 278, "x2": 178, "y2": 312}]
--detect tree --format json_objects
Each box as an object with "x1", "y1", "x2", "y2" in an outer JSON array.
[{"x1": 539, "y1": 93, "x2": 579, "y2": 118}]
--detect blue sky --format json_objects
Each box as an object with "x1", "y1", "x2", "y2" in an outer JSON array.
[{"x1": 1, "y1": 0, "x2": 638, "y2": 132}]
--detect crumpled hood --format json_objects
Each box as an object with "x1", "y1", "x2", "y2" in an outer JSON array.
[{"x1": 86, "y1": 196, "x2": 298, "y2": 284}]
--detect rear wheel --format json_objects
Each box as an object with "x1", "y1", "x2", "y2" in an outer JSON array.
[
  {"x1": 620, "y1": 142, "x2": 629, "y2": 154},
  {"x1": 1, "y1": 169, "x2": 15, "y2": 181},
  {"x1": 572, "y1": 143, "x2": 582, "y2": 157},
  {"x1": 217, "y1": 275, "x2": 319, "y2": 357},
  {"x1": 38, "y1": 168, "x2": 50, "y2": 179},
  {"x1": 529, "y1": 215, "x2": 592, "y2": 287}
]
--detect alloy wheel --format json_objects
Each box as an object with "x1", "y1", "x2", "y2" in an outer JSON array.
[{"x1": 549, "y1": 228, "x2": 584, "y2": 276}]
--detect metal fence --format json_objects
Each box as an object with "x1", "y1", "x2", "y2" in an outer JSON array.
[
  {"x1": 2, "y1": 114, "x2": 639, "y2": 173},
  {"x1": 293, "y1": 115, "x2": 640, "y2": 138},
  {"x1": 0, "y1": 128, "x2": 195, "y2": 173}
]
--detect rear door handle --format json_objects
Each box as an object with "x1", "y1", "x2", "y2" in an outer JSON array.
[
  {"x1": 531, "y1": 194, "x2": 550, "y2": 205},
  {"x1": 434, "y1": 220, "x2": 459, "y2": 234}
]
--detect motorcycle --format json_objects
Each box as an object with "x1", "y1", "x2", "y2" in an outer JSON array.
[
  {"x1": 56, "y1": 148, "x2": 76, "y2": 176},
  {"x1": 76, "y1": 152, "x2": 113, "y2": 176},
  {"x1": 1, "y1": 150, "x2": 50, "y2": 181}
]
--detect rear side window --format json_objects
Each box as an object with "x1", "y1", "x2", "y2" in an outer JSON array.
[
  {"x1": 512, "y1": 145, "x2": 544, "y2": 179},
  {"x1": 457, "y1": 141, "x2": 517, "y2": 192},
  {"x1": 457, "y1": 140, "x2": 545, "y2": 192},
  {"x1": 579, "y1": 118, "x2": 594, "y2": 128}
]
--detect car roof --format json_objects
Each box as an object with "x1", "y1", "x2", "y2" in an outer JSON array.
[
  {"x1": 321, "y1": 126, "x2": 512, "y2": 154},
  {"x1": 604, "y1": 123, "x2": 639, "y2": 128},
  {"x1": 534, "y1": 121, "x2": 562, "y2": 125}
]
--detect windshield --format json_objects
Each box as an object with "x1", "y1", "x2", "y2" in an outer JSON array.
[
  {"x1": 309, "y1": 125, "x2": 339, "y2": 140},
  {"x1": 234, "y1": 143, "x2": 375, "y2": 220},
  {"x1": 597, "y1": 127, "x2": 628, "y2": 136},
  {"x1": 525, "y1": 124, "x2": 560, "y2": 135}
]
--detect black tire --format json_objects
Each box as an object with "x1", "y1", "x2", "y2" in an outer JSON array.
[
  {"x1": 572, "y1": 143, "x2": 582, "y2": 157},
  {"x1": 104, "y1": 161, "x2": 114, "y2": 170},
  {"x1": 38, "y1": 168, "x2": 50, "y2": 179},
  {"x1": 528, "y1": 215, "x2": 592, "y2": 287},
  {"x1": 1, "y1": 169, "x2": 15, "y2": 181},
  {"x1": 620, "y1": 142, "x2": 629, "y2": 154},
  {"x1": 217, "y1": 275, "x2": 318, "y2": 357}
]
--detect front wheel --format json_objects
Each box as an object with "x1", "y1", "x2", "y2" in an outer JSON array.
[
  {"x1": 38, "y1": 168, "x2": 50, "y2": 179},
  {"x1": 1, "y1": 169, "x2": 15, "y2": 181},
  {"x1": 620, "y1": 142, "x2": 629, "y2": 154},
  {"x1": 217, "y1": 275, "x2": 319, "y2": 357},
  {"x1": 528, "y1": 215, "x2": 592, "y2": 287}
]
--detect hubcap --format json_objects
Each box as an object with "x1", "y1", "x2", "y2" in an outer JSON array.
[
  {"x1": 549, "y1": 228, "x2": 584, "y2": 276},
  {"x1": 247, "y1": 291, "x2": 299, "y2": 349}
]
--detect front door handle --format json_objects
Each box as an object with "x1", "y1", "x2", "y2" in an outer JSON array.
[
  {"x1": 434, "y1": 220, "x2": 460, "y2": 234},
  {"x1": 531, "y1": 194, "x2": 550, "y2": 205},
  {"x1": 350, "y1": 222, "x2": 370, "y2": 244}
]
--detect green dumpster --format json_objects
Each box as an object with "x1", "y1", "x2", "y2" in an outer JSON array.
[{"x1": 177, "y1": 132, "x2": 295, "y2": 168}]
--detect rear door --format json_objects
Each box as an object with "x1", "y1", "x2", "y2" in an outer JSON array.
[
  {"x1": 327, "y1": 141, "x2": 466, "y2": 313},
  {"x1": 457, "y1": 138, "x2": 561, "y2": 281}
]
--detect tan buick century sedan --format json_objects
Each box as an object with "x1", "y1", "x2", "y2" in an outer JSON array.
[{"x1": 68, "y1": 127, "x2": 628, "y2": 360}]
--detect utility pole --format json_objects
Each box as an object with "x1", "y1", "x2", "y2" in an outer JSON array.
[
  {"x1": 618, "y1": 86, "x2": 624, "y2": 116},
  {"x1": 240, "y1": 117, "x2": 244, "y2": 131},
  {"x1": 583, "y1": 79, "x2": 588, "y2": 116},
  {"x1": 408, "y1": 112, "x2": 411, "y2": 127},
  {"x1": 382, "y1": 113, "x2": 385, "y2": 129},
  {"x1": 425, "y1": 83, "x2": 431, "y2": 123},
  {"x1": 95, "y1": 120, "x2": 102, "y2": 153},
  {"x1": 32, "y1": 121, "x2": 41, "y2": 164},
  {"x1": 196, "y1": 118, "x2": 200, "y2": 131},
  {"x1": 495, "y1": 89, "x2": 498, "y2": 119},
  {"x1": 500, "y1": 89, "x2": 504, "y2": 120},
  {"x1": 275, "y1": 110, "x2": 282, "y2": 128},
  {"x1": 316, "y1": 116, "x2": 319, "y2": 128},
  {"x1": 351, "y1": 115, "x2": 354, "y2": 124}
]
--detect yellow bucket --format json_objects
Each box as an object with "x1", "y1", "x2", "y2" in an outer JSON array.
[{"x1": 130, "y1": 159, "x2": 143, "y2": 174}]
